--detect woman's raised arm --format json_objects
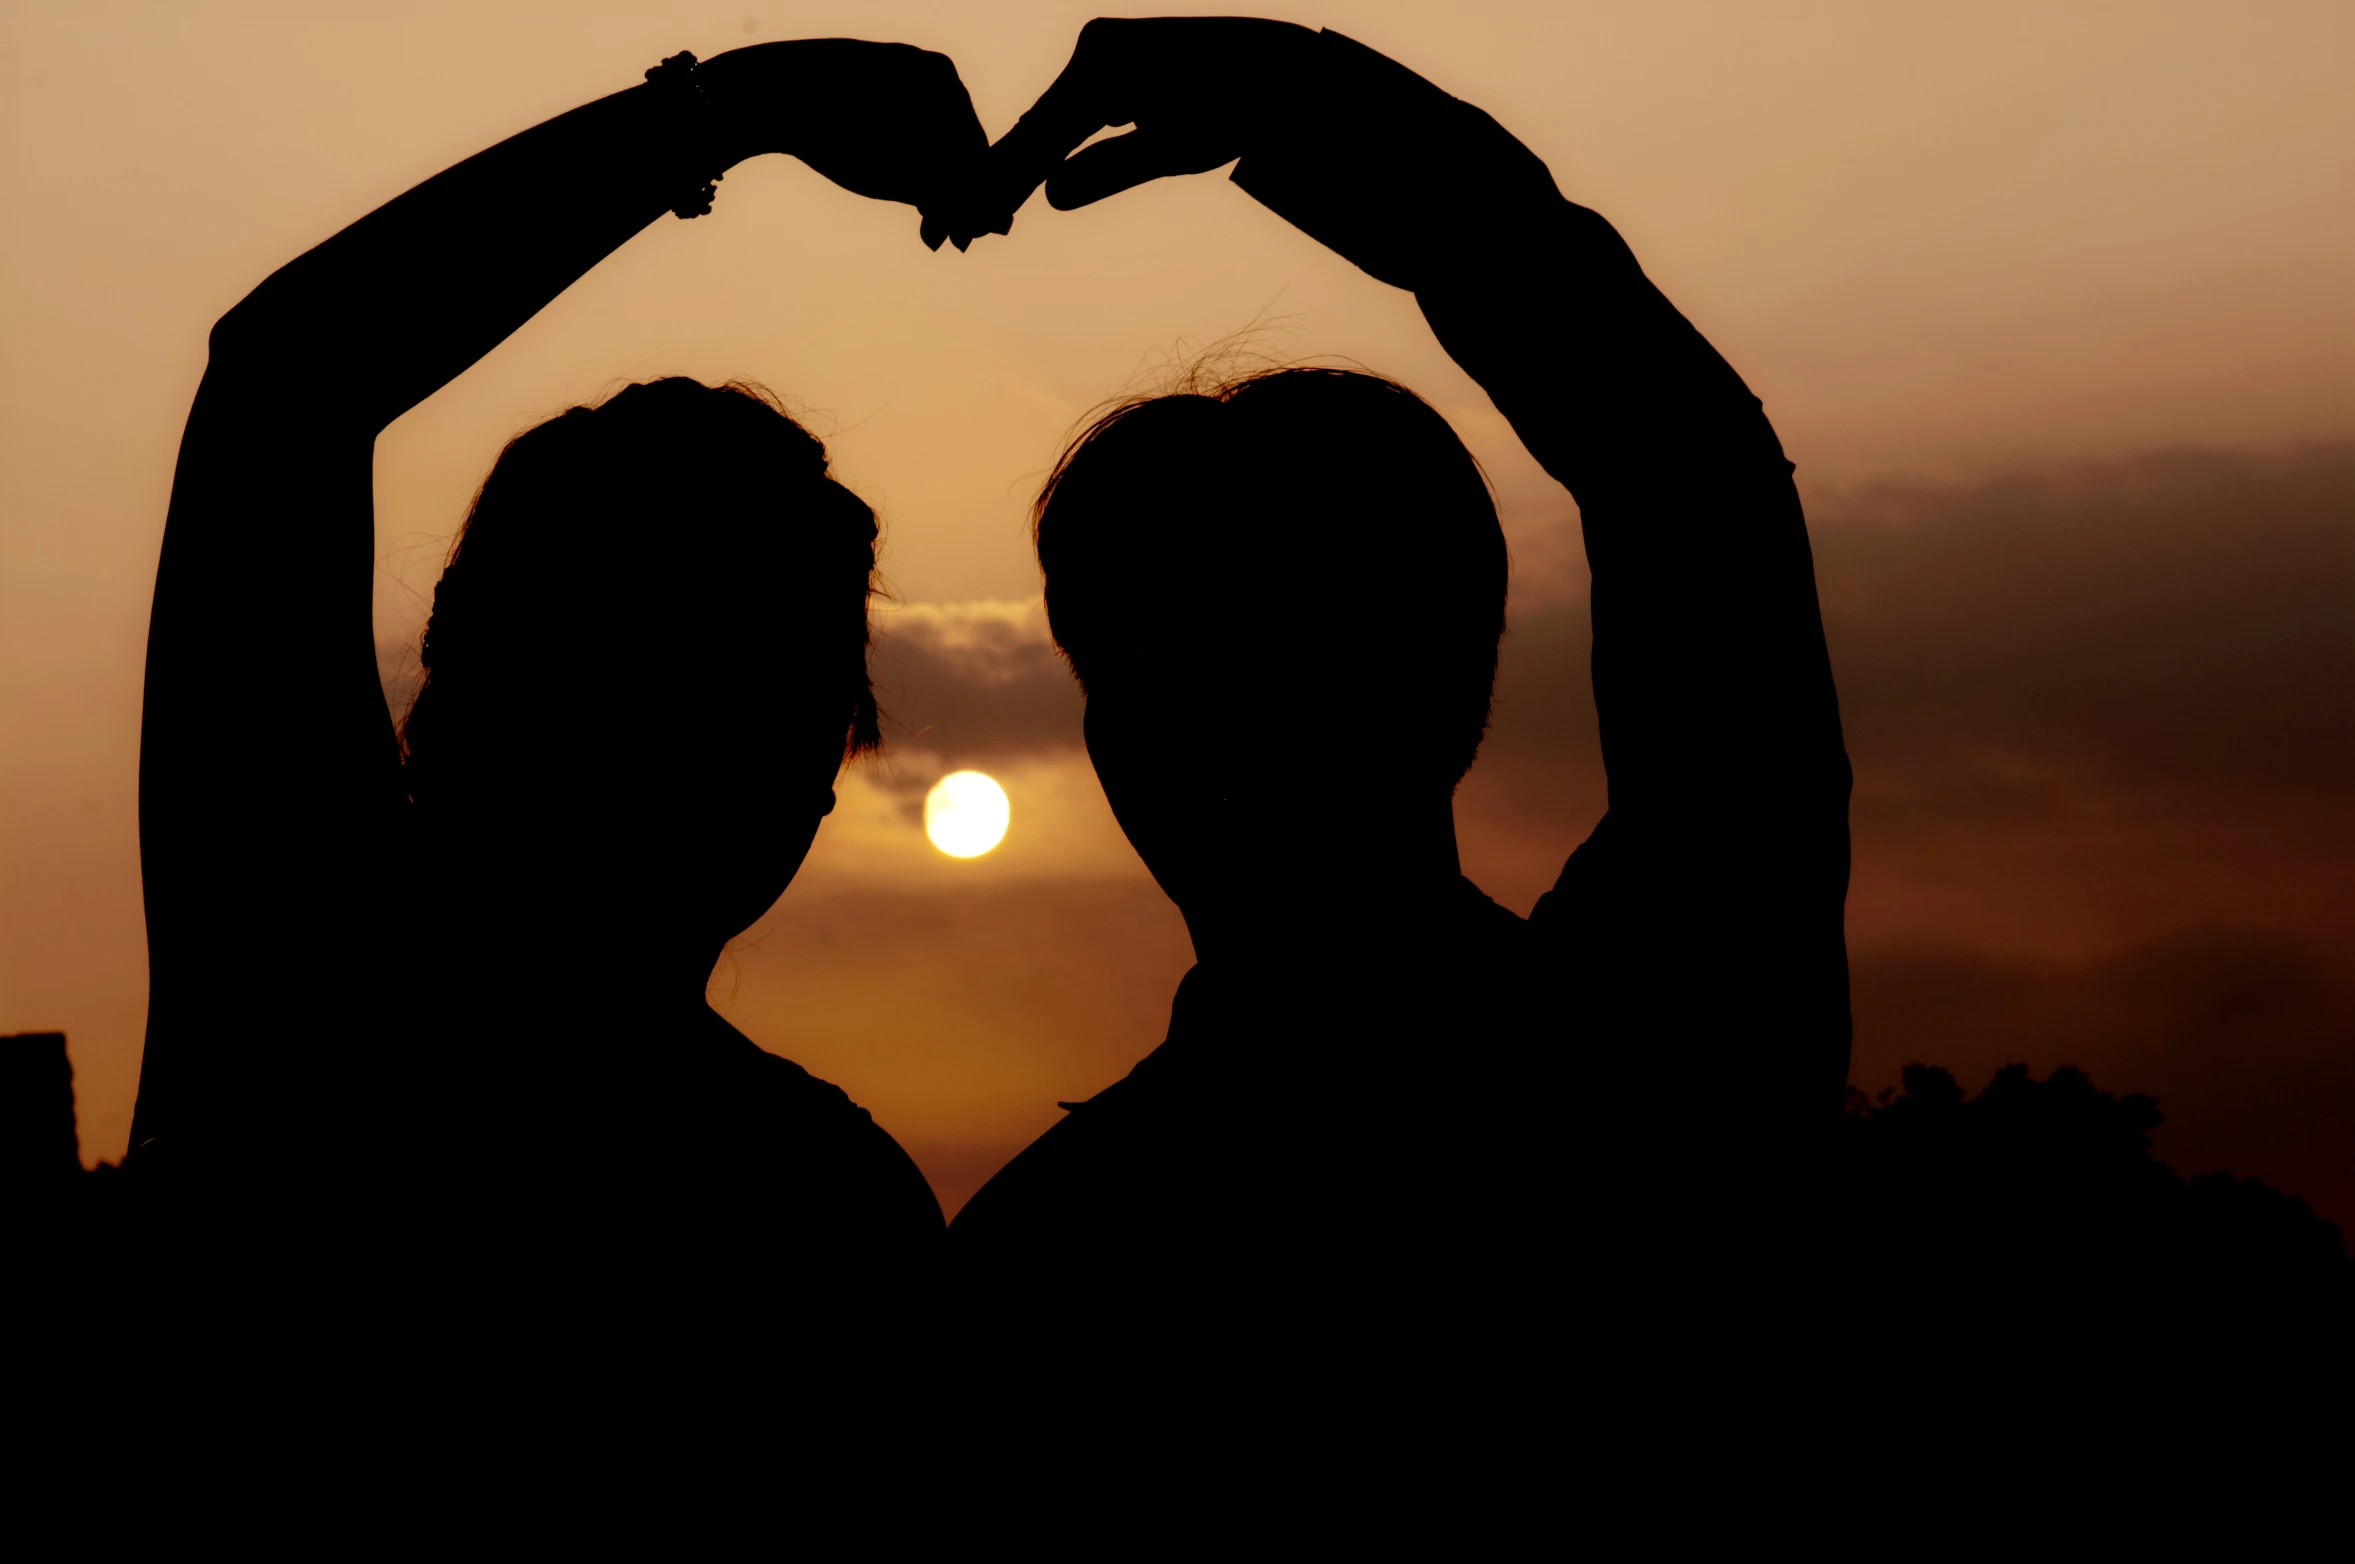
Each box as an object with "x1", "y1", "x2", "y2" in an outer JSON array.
[{"x1": 134, "y1": 42, "x2": 982, "y2": 1168}]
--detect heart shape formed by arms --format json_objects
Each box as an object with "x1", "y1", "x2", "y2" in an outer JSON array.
[{"x1": 945, "y1": 17, "x2": 1320, "y2": 245}]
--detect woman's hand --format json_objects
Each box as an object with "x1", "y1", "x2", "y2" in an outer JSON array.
[
  {"x1": 952, "y1": 17, "x2": 1318, "y2": 242},
  {"x1": 703, "y1": 40, "x2": 987, "y2": 248}
]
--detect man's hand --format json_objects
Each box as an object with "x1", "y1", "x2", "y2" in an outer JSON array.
[
  {"x1": 950, "y1": 17, "x2": 1318, "y2": 243},
  {"x1": 705, "y1": 41, "x2": 987, "y2": 248}
]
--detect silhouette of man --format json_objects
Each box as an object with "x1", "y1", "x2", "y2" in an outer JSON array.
[{"x1": 947, "y1": 22, "x2": 1852, "y2": 1388}]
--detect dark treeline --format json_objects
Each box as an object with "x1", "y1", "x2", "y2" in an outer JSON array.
[
  {"x1": 15, "y1": 1029, "x2": 2348, "y2": 1277},
  {"x1": 1832, "y1": 1059, "x2": 2347, "y2": 1459},
  {"x1": 14, "y1": 1026, "x2": 2344, "y2": 1338},
  {"x1": 1841, "y1": 1061, "x2": 2346, "y2": 1291}
]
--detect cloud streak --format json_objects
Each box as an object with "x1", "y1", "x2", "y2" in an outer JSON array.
[{"x1": 869, "y1": 595, "x2": 1081, "y2": 789}]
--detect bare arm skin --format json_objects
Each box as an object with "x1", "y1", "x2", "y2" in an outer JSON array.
[{"x1": 135, "y1": 43, "x2": 983, "y2": 1172}]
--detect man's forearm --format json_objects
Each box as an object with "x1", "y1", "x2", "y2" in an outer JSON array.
[{"x1": 1232, "y1": 29, "x2": 1847, "y2": 836}]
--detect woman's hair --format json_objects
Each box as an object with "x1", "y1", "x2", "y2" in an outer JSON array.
[
  {"x1": 401, "y1": 378, "x2": 881, "y2": 806},
  {"x1": 1033, "y1": 366, "x2": 1508, "y2": 788}
]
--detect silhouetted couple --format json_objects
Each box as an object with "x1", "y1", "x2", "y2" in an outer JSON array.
[{"x1": 132, "y1": 20, "x2": 1849, "y2": 1432}]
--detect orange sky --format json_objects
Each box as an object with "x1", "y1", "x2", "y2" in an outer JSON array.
[{"x1": 4, "y1": 2, "x2": 2350, "y2": 1222}]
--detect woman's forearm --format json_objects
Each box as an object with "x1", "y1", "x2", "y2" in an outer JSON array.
[{"x1": 207, "y1": 67, "x2": 735, "y2": 435}]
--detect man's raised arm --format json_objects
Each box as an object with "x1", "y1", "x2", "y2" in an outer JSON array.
[
  {"x1": 967, "y1": 20, "x2": 1851, "y2": 1159},
  {"x1": 1228, "y1": 31, "x2": 1853, "y2": 1138}
]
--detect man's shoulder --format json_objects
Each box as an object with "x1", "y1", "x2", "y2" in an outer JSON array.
[
  {"x1": 702, "y1": 1026, "x2": 946, "y2": 1236},
  {"x1": 951, "y1": 1071, "x2": 1167, "y2": 1248}
]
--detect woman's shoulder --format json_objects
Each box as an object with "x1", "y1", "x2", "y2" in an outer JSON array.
[
  {"x1": 726, "y1": 1034, "x2": 865, "y2": 1120},
  {"x1": 696, "y1": 1021, "x2": 865, "y2": 1132}
]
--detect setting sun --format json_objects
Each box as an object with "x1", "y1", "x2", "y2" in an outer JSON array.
[{"x1": 924, "y1": 770, "x2": 1010, "y2": 858}]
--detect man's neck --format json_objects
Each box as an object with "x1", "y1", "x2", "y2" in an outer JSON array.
[{"x1": 1180, "y1": 800, "x2": 1467, "y2": 969}]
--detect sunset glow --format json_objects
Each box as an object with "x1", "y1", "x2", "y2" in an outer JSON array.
[{"x1": 1, "y1": 1, "x2": 2348, "y2": 1230}]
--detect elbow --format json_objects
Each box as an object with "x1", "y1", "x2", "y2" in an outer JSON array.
[
  {"x1": 205, "y1": 273, "x2": 314, "y2": 381},
  {"x1": 205, "y1": 290, "x2": 277, "y2": 378},
  {"x1": 195, "y1": 291, "x2": 373, "y2": 444},
  {"x1": 206, "y1": 282, "x2": 259, "y2": 360}
]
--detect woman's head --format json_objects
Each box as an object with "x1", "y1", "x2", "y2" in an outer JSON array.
[
  {"x1": 1034, "y1": 367, "x2": 1507, "y2": 908},
  {"x1": 403, "y1": 378, "x2": 879, "y2": 946}
]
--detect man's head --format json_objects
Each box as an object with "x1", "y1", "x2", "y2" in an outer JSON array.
[{"x1": 1035, "y1": 368, "x2": 1507, "y2": 912}]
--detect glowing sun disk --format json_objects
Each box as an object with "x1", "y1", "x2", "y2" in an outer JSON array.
[{"x1": 924, "y1": 770, "x2": 1010, "y2": 858}]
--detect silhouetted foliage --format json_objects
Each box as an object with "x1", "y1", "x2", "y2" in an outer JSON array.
[
  {"x1": 1841, "y1": 1061, "x2": 2345, "y2": 1287},
  {"x1": 1836, "y1": 1060, "x2": 2349, "y2": 1449}
]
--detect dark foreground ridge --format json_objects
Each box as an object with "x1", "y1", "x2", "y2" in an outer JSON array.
[{"x1": 13, "y1": 1030, "x2": 2344, "y2": 1420}]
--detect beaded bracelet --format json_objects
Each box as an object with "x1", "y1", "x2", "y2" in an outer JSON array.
[{"x1": 644, "y1": 50, "x2": 724, "y2": 219}]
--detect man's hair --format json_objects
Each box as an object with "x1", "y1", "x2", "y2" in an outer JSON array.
[{"x1": 1034, "y1": 367, "x2": 1508, "y2": 788}]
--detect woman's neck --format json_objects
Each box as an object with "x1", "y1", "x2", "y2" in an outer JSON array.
[{"x1": 432, "y1": 904, "x2": 722, "y2": 1038}]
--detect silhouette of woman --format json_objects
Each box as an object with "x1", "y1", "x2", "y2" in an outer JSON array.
[{"x1": 131, "y1": 43, "x2": 982, "y2": 1305}]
